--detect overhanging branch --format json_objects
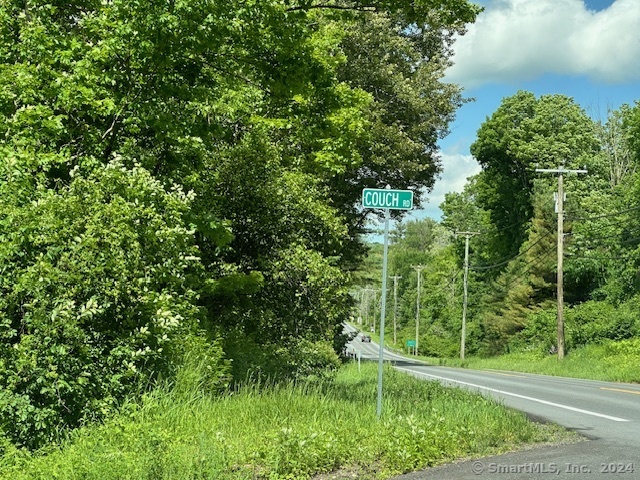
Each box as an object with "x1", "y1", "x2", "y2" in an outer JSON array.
[{"x1": 286, "y1": 2, "x2": 377, "y2": 12}]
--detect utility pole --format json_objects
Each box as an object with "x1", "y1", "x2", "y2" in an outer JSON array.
[
  {"x1": 391, "y1": 275, "x2": 401, "y2": 344},
  {"x1": 456, "y1": 231, "x2": 479, "y2": 360},
  {"x1": 363, "y1": 288, "x2": 376, "y2": 331},
  {"x1": 371, "y1": 289, "x2": 377, "y2": 332},
  {"x1": 412, "y1": 265, "x2": 425, "y2": 355},
  {"x1": 536, "y1": 165, "x2": 587, "y2": 359}
]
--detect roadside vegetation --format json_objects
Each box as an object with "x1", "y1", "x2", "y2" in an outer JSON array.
[
  {"x1": 432, "y1": 338, "x2": 640, "y2": 384},
  {"x1": 2, "y1": 0, "x2": 639, "y2": 476},
  {"x1": 355, "y1": 94, "x2": 640, "y2": 370},
  {"x1": 0, "y1": 363, "x2": 574, "y2": 480},
  {"x1": 0, "y1": 0, "x2": 481, "y2": 458}
]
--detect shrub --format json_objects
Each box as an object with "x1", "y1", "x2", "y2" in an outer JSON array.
[
  {"x1": 566, "y1": 300, "x2": 635, "y2": 347},
  {"x1": 225, "y1": 334, "x2": 340, "y2": 385},
  {"x1": 0, "y1": 158, "x2": 206, "y2": 448},
  {"x1": 508, "y1": 309, "x2": 556, "y2": 355}
]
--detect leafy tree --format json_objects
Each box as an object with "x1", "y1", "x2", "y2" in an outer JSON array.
[
  {"x1": 328, "y1": 3, "x2": 481, "y2": 244},
  {"x1": 564, "y1": 102, "x2": 640, "y2": 304},
  {"x1": 624, "y1": 101, "x2": 640, "y2": 164},
  {"x1": 386, "y1": 219, "x2": 463, "y2": 355},
  {"x1": 0, "y1": 0, "x2": 482, "y2": 446},
  {"x1": 0, "y1": 158, "x2": 228, "y2": 448},
  {"x1": 598, "y1": 105, "x2": 637, "y2": 187},
  {"x1": 470, "y1": 92, "x2": 599, "y2": 261}
]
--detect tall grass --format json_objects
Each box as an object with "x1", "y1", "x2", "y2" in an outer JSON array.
[
  {"x1": 437, "y1": 339, "x2": 640, "y2": 383},
  {"x1": 0, "y1": 363, "x2": 574, "y2": 480}
]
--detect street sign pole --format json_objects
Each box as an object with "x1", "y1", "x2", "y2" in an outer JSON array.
[
  {"x1": 376, "y1": 205, "x2": 390, "y2": 418},
  {"x1": 362, "y1": 186, "x2": 413, "y2": 419}
]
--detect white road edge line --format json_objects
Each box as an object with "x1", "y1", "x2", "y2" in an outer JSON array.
[{"x1": 394, "y1": 367, "x2": 630, "y2": 423}]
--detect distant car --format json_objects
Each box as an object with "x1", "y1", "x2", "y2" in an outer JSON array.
[{"x1": 361, "y1": 335, "x2": 371, "y2": 342}]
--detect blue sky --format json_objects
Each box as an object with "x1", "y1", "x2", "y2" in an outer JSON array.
[{"x1": 407, "y1": 0, "x2": 640, "y2": 222}]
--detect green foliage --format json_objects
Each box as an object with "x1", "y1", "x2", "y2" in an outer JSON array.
[
  {"x1": 0, "y1": 363, "x2": 564, "y2": 480},
  {"x1": 567, "y1": 300, "x2": 638, "y2": 347},
  {"x1": 0, "y1": 159, "x2": 209, "y2": 448},
  {"x1": 224, "y1": 335, "x2": 341, "y2": 385},
  {"x1": 508, "y1": 309, "x2": 557, "y2": 355},
  {"x1": 0, "y1": 0, "x2": 483, "y2": 451},
  {"x1": 469, "y1": 92, "x2": 599, "y2": 262},
  {"x1": 506, "y1": 296, "x2": 640, "y2": 357},
  {"x1": 170, "y1": 333, "x2": 231, "y2": 399},
  {"x1": 603, "y1": 337, "x2": 640, "y2": 357}
]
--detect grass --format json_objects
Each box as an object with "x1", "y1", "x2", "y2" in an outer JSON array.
[
  {"x1": 0, "y1": 363, "x2": 575, "y2": 480},
  {"x1": 352, "y1": 322, "x2": 640, "y2": 384},
  {"x1": 433, "y1": 339, "x2": 640, "y2": 384}
]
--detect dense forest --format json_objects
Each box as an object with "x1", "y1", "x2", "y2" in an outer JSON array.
[
  {"x1": 355, "y1": 92, "x2": 640, "y2": 361},
  {"x1": 0, "y1": 0, "x2": 483, "y2": 449}
]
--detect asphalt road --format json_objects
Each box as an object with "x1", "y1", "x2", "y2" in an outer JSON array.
[{"x1": 344, "y1": 326, "x2": 640, "y2": 480}]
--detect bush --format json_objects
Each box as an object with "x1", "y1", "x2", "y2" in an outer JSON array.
[
  {"x1": 419, "y1": 332, "x2": 459, "y2": 358},
  {"x1": 225, "y1": 334, "x2": 340, "y2": 385},
  {"x1": 602, "y1": 337, "x2": 640, "y2": 356},
  {"x1": 595, "y1": 339, "x2": 640, "y2": 383},
  {"x1": 0, "y1": 158, "x2": 207, "y2": 448},
  {"x1": 509, "y1": 309, "x2": 556, "y2": 354},
  {"x1": 170, "y1": 333, "x2": 231, "y2": 399},
  {"x1": 566, "y1": 300, "x2": 636, "y2": 347}
]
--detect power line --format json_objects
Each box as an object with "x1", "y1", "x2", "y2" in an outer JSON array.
[
  {"x1": 565, "y1": 252, "x2": 636, "y2": 262},
  {"x1": 491, "y1": 248, "x2": 556, "y2": 293},
  {"x1": 570, "y1": 232, "x2": 640, "y2": 246},
  {"x1": 568, "y1": 214, "x2": 632, "y2": 232},
  {"x1": 469, "y1": 232, "x2": 553, "y2": 271},
  {"x1": 475, "y1": 219, "x2": 527, "y2": 235},
  {"x1": 567, "y1": 204, "x2": 640, "y2": 222}
]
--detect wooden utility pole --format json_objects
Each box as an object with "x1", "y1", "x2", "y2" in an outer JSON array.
[
  {"x1": 413, "y1": 265, "x2": 425, "y2": 355},
  {"x1": 391, "y1": 275, "x2": 402, "y2": 344},
  {"x1": 363, "y1": 288, "x2": 376, "y2": 332},
  {"x1": 557, "y1": 173, "x2": 565, "y2": 359},
  {"x1": 457, "y1": 232, "x2": 479, "y2": 360},
  {"x1": 536, "y1": 165, "x2": 587, "y2": 359}
]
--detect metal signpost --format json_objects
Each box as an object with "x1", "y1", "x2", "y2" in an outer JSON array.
[{"x1": 362, "y1": 186, "x2": 413, "y2": 418}]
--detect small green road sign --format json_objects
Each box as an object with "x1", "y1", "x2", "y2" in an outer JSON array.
[
  {"x1": 362, "y1": 188, "x2": 413, "y2": 210},
  {"x1": 406, "y1": 339, "x2": 416, "y2": 347}
]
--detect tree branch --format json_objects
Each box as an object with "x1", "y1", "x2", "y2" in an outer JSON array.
[{"x1": 286, "y1": 3, "x2": 377, "y2": 13}]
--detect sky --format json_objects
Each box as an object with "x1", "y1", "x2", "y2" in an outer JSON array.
[{"x1": 408, "y1": 0, "x2": 640, "y2": 222}]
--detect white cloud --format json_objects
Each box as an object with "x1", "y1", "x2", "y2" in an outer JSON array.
[
  {"x1": 409, "y1": 153, "x2": 482, "y2": 221},
  {"x1": 447, "y1": 0, "x2": 640, "y2": 88},
  {"x1": 431, "y1": 153, "x2": 482, "y2": 205}
]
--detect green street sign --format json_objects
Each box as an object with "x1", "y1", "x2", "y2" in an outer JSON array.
[
  {"x1": 406, "y1": 339, "x2": 416, "y2": 347},
  {"x1": 362, "y1": 188, "x2": 413, "y2": 210}
]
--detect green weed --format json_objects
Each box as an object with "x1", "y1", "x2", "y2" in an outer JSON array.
[{"x1": 0, "y1": 363, "x2": 571, "y2": 480}]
